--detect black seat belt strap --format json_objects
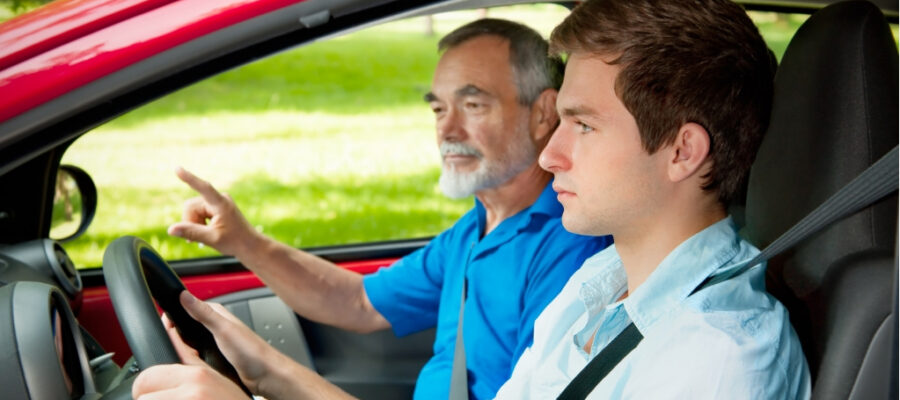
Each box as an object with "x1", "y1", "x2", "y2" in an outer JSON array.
[
  {"x1": 557, "y1": 323, "x2": 643, "y2": 400},
  {"x1": 557, "y1": 146, "x2": 898, "y2": 400}
]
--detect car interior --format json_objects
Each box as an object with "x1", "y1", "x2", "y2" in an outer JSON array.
[
  {"x1": 0, "y1": 0, "x2": 897, "y2": 399},
  {"x1": 744, "y1": 1, "x2": 898, "y2": 398}
]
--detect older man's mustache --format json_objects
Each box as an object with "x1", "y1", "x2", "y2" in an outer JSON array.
[{"x1": 440, "y1": 141, "x2": 483, "y2": 159}]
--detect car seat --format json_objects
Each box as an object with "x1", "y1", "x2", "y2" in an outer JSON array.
[{"x1": 742, "y1": 1, "x2": 898, "y2": 399}]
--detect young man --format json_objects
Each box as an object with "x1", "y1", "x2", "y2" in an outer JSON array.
[
  {"x1": 133, "y1": 19, "x2": 611, "y2": 400},
  {"x1": 494, "y1": 0, "x2": 811, "y2": 398}
]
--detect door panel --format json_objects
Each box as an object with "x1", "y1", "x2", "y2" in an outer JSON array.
[
  {"x1": 75, "y1": 239, "x2": 430, "y2": 395},
  {"x1": 210, "y1": 286, "x2": 434, "y2": 399}
]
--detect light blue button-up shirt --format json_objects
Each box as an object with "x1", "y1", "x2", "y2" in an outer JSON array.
[{"x1": 496, "y1": 217, "x2": 811, "y2": 399}]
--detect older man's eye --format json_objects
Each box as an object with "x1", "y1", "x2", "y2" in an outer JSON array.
[{"x1": 465, "y1": 102, "x2": 484, "y2": 110}]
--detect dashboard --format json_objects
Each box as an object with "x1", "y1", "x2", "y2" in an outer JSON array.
[{"x1": 0, "y1": 240, "x2": 128, "y2": 400}]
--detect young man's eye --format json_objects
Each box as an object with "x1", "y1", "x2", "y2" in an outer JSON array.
[{"x1": 577, "y1": 121, "x2": 594, "y2": 133}]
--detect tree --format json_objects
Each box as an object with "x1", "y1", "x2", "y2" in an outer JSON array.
[{"x1": 0, "y1": 0, "x2": 54, "y2": 14}]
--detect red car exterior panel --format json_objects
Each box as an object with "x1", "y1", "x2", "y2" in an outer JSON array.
[
  {"x1": 0, "y1": 0, "x2": 179, "y2": 71},
  {"x1": 0, "y1": 0, "x2": 305, "y2": 124},
  {"x1": 78, "y1": 258, "x2": 396, "y2": 366}
]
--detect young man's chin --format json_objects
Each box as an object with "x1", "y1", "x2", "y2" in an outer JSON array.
[{"x1": 560, "y1": 214, "x2": 591, "y2": 236}]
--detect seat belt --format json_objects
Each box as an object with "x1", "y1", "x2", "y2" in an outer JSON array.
[
  {"x1": 557, "y1": 146, "x2": 898, "y2": 400},
  {"x1": 449, "y1": 279, "x2": 468, "y2": 400}
]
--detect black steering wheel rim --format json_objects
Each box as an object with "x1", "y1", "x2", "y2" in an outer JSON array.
[
  {"x1": 102, "y1": 236, "x2": 183, "y2": 367},
  {"x1": 102, "y1": 236, "x2": 251, "y2": 397}
]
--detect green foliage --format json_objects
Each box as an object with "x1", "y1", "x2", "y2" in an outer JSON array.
[
  {"x1": 59, "y1": 27, "x2": 455, "y2": 267},
  {"x1": 748, "y1": 11, "x2": 808, "y2": 62},
  {"x1": 0, "y1": 0, "x2": 50, "y2": 17},
  {"x1": 62, "y1": 6, "x2": 572, "y2": 269},
  {"x1": 61, "y1": 170, "x2": 470, "y2": 264},
  {"x1": 107, "y1": 31, "x2": 442, "y2": 128}
]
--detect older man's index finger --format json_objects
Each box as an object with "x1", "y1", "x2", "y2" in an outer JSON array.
[{"x1": 175, "y1": 167, "x2": 225, "y2": 205}]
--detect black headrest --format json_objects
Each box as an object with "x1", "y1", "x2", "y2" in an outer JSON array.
[{"x1": 744, "y1": 0, "x2": 898, "y2": 297}]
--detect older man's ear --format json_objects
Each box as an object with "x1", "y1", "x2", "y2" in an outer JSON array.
[{"x1": 530, "y1": 88, "x2": 560, "y2": 145}]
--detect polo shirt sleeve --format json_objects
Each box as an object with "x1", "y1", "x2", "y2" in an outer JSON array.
[
  {"x1": 362, "y1": 230, "x2": 451, "y2": 337},
  {"x1": 511, "y1": 224, "x2": 612, "y2": 368}
]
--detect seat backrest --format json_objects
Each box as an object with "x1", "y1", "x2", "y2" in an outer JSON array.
[{"x1": 743, "y1": 1, "x2": 898, "y2": 399}]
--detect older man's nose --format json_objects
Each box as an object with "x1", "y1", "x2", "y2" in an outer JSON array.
[{"x1": 437, "y1": 107, "x2": 466, "y2": 142}]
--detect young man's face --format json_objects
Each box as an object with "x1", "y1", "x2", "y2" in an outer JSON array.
[
  {"x1": 540, "y1": 53, "x2": 668, "y2": 236},
  {"x1": 427, "y1": 35, "x2": 536, "y2": 198}
]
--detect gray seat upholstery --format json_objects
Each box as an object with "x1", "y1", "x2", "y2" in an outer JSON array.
[{"x1": 742, "y1": 1, "x2": 898, "y2": 399}]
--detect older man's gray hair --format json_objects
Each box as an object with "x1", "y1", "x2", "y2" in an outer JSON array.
[{"x1": 438, "y1": 18, "x2": 563, "y2": 106}]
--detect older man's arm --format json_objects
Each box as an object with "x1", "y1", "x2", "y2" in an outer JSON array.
[{"x1": 168, "y1": 167, "x2": 389, "y2": 334}]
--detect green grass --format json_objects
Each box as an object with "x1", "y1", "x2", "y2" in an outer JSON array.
[
  {"x1": 61, "y1": 106, "x2": 473, "y2": 265},
  {"x1": 749, "y1": 11, "x2": 808, "y2": 61},
  {"x1": 61, "y1": 6, "x2": 573, "y2": 268}
]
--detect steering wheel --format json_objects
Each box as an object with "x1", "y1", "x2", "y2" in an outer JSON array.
[{"x1": 102, "y1": 236, "x2": 251, "y2": 396}]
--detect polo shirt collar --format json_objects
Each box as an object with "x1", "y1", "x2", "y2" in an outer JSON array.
[{"x1": 474, "y1": 180, "x2": 560, "y2": 239}]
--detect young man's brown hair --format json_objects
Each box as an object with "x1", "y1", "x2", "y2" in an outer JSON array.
[{"x1": 550, "y1": 0, "x2": 777, "y2": 205}]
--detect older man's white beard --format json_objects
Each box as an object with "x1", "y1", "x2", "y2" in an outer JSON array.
[{"x1": 438, "y1": 138, "x2": 536, "y2": 199}]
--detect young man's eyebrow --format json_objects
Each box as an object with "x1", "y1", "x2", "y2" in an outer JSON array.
[{"x1": 560, "y1": 105, "x2": 598, "y2": 117}]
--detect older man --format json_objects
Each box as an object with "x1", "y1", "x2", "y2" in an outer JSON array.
[
  {"x1": 133, "y1": 18, "x2": 611, "y2": 400},
  {"x1": 495, "y1": 0, "x2": 811, "y2": 398}
]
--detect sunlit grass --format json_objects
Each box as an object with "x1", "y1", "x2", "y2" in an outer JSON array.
[
  {"x1": 62, "y1": 107, "x2": 467, "y2": 266},
  {"x1": 60, "y1": 5, "x2": 573, "y2": 268},
  {"x1": 67, "y1": 108, "x2": 438, "y2": 187},
  {"x1": 61, "y1": 169, "x2": 470, "y2": 263}
]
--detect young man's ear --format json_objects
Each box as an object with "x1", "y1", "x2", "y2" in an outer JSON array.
[
  {"x1": 530, "y1": 88, "x2": 559, "y2": 143},
  {"x1": 667, "y1": 122, "x2": 711, "y2": 183}
]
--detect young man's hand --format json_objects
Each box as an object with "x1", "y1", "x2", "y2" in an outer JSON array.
[
  {"x1": 168, "y1": 167, "x2": 263, "y2": 258},
  {"x1": 133, "y1": 362, "x2": 249, "y2": 400},
  {"x1": 133, "y1": 291, "x2": 357, "y2": 400},
  {"x1": 133, "y1": 291, "x2": 274, "y2": 399}
]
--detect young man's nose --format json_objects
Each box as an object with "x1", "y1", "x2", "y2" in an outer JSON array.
[{"x1": 539, "y1": 124, "x2": 572, "y2": 172}]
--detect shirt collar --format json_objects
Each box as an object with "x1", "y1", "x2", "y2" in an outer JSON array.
[
  {"x1": 577, "y1": 248, "x2": 628, "y2": 316},
  {"x1": 623, "y1": 216, "x2": 742, "y2": 331},
  {"x1": 474, "y1": 179, "x2": 560, "y2": 236}
]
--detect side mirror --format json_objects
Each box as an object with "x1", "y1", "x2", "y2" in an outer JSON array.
[{"x1": 49, "y1": 165, "x2": 97, "y2": 242}]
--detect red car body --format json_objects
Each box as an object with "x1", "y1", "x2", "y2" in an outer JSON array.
[
  {"x1": 0, "y1": 0, "x2": 896, "y2": 398},
  {"x1": 0, "y1": 0, "x2": 306, "y2": 124}
]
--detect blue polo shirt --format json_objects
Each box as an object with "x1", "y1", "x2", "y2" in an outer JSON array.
[{"x1": 363, "y1": 182, "x2": 612, "y2": 399}]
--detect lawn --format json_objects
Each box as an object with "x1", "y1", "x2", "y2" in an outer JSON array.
[
  {"x1": 58, "y1": 6, "x2": 571, "y2": 267},
  {"x1": 41, "y1": 4, "x2": 827, "y2": 268}
]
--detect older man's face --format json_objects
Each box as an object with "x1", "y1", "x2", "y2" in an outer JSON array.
[{"x1": 426, "y1": 35, "x2": 536, "y2": 198}]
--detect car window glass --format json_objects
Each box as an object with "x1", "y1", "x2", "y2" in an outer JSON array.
[
  {"x1": 748, "y1": 11, "x2": 808, "y2": 61},
  {"x1": 59, "y1": 5, "x2": 571, "y2": 269},
  {"x1": 59, "y1": 6, "x2": 895, "y2": 269},
  {"x1": 749, "y1": 11, "x2": 898, "y2": 59}
]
